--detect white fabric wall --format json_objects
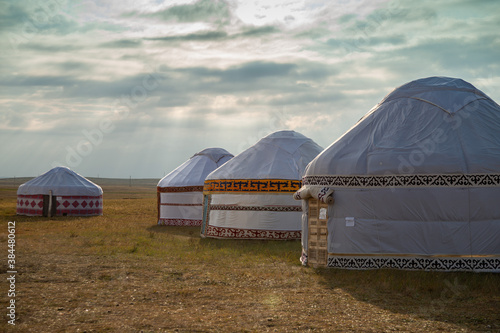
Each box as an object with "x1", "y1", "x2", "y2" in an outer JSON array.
[
  {"x1": 208, "y1": 210, "x2": 301, "y2": 231},
  {"x1": 207, "y1": 193, "x2": 301, "y2": 231},
  {"x1": 325, "y1": 187, "x2": 500, "y2": 256},
  {"x1": 159, "y1": 192, "x2": 202, "y2": 220},
  {"x1": 210, "y1": 193, "x2": 297, "y2": 207},
  {"x1": 160, "y1": 206, "x2": 202, "y2": 221},
  {"x1": 160, "y1": 192, "x2": 202, "y2": 205}
]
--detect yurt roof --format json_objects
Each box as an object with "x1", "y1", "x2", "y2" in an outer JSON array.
[
  {"x1": 158, "y1": 148, "x2": 233, "y2": 187},
  {"x1": 207, "y1": 130, "x2": 323, "y2": 180},
  {"x1": 17, "y1": 166, "x2": 102, "y2": 196},
  {"x1": 305, "y1": 76, "x2": 500, "y2": 177}
]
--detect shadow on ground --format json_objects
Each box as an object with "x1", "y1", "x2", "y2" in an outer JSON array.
[{"x1": 313, "y1": 264, "x2": 500, "y2": 331}]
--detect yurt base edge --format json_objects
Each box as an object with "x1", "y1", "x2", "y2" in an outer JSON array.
[
  {"x1": 158, "y1": 218, "x2": 202, "y2": 226},
  {"x1": 326, "y1": 255, "x2": 500, "y2": 272},
  {"x1": 204, "y1": 225, "x2": 301, "y2": 240}
]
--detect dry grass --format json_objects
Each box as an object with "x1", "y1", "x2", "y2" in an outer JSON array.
[{"x1": 0, "y1": 178, "x2": 499, "y2": 332}]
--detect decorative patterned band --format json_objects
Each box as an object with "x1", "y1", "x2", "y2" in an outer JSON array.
[
  {"x1": 160, "y1": 203, "x2": 202, "y2": 206},
  {"x1": 327, "y1": 255, "x2": 500, "y2": 272},
  {"x1": 210, "y1": 204, "x2": 302, "y2": 212},
  {"x1": 204, "y1": 225, "x2": 301, "y2": 239},
  {"x1": 17, "y1": 194, "x2": 103, "y2": 199},
  {"x1": 303, "y1": 173, "x2": 500, "y2": 188},
  {"x1": 204, "y1": 179, "x2": 301, "y2": 193},
  {"x1": 158, "y1": 218, "x2": 202, "y2": 226},
  {"x1": 158, "y1": 186, "x2": 204, "y2": 193}
]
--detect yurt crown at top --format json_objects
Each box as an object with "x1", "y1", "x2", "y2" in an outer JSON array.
[
  {"x1": 191, "y1": 148, "x2": 234, "y2": 164},
  {"x1": 206, "y1": 130, "x2": 323, "y2": 182},
  {"x1": 17, "y1": 166, "x2": 102, "y2": 196},
  {"x1": 255, "y1": 130, "x2": 321, "y2": 154},
  {"x1": 374, "y1": 76, "x2": 494, "y2": 115},
  {"x1": 304, "y1": 76, "x2": 500, "y2": 178}
]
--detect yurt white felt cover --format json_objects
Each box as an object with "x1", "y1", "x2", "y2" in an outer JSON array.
[
  {"x1": 201, "y1": 130, "x2": 323, "y2": 240},
  {"x1": 296, "y1": 77, "x2": 500, "y2": 272},
  {"x1": 157, "y1": 148, "x2": 233, "y2": 226},
  {"x1": 17, "y1": 166, "x2": 103, "y2": 217}
]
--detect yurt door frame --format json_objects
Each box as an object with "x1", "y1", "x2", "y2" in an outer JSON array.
[
  {"x1": 201, "y1": 194, "x2": 211, "y2": 235},
  {"x1": 307, "y1": 198, "x2": 329, "y2": 267},
  {"x1": 42, "y1": 190, "x2": 57, "y2": 217}
]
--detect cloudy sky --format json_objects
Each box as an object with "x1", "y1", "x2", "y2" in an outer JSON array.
[{"x1": 1, "y1": 0, "x2": 499, "y2": 179}]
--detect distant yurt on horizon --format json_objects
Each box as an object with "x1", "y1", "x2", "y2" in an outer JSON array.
[
  {"x1": 295, "y1": 76, "x2": 500, "y2": 272},
  {"x1": 17, "y1": 166, "x2": 103, "y2": 217},
  {"x1": 201, "y1": 130, "x2": 323, "y2": 240},
  {"x1": 157, "y1": 148, "x2": 233, "y2": 226}
]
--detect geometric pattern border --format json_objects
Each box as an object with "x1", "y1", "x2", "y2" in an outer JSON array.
[
  {"x1": 16, "y1": 195, "x2": 43, "y2": 216},
  {"x1": 303, "y1": 173, "x2": 500, "y2": 188},
  {"x1": 327, "y1": 255, "x2": 500, "y2": 272},
  {"x1": 204, "y1": 224, "x2": 301, "y2": 240},
  {"x1": 158, "y1": 218, "x2": 202, "y2": 226},
  {"x1": 210, "y1": 204, "x2": 302, "y2": 212},
  {"x1": 204, "y1": 179, "x2": 301, "y2": 194},
  {"x1": 160, "y1": 203, "x2": 202, "y2": 207},
  {"x1": 16, "y1": 194, "x2": 44, "y2": 216},
  {"x1": 158, "y1": 186, "x2": 204, "y2": 193},
  {"x1": 16, "y1": 195, "x2": 103, "y2": 216},
  {"x1": 56, "y1": 196, "x2": 103, "y2": 216}
]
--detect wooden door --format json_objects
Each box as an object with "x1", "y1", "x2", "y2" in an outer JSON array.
[{"x1": 307, "y1": 198, "x2": 329, "y2": 267}]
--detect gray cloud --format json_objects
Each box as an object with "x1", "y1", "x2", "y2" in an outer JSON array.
[
  {"x1": 1, "y1": 0, "x2": 500, "y2": 179},
  {"x1": 213, "y1": 61, "x2": 296, "y2": 82},
  {"x1": 0, "y1": 74, "x2": 77, "y2": 88},
  {"x1": 145, "y1": 24, "x2": 279, "y2": 43},
  {"x1": 53, "y1": 61, "x2": 93, "y2": 72},
  {"x1": 146, "y1": 30, "x2": 228, "y2": 42},
  {"x1": 99, "y1": 39, "x2": 143, "y2": 48},
  {"x1": 0, "y1": 2, "x2": 30, "y2": 30},
  {"x1": 18, "y1": 42, "x2": 83, "y2": 52},
  {"x1": 363, "y1": 35, "x2": 500, "y2": 80},
  {"x1": 326, "y1": 34, "x2": 406, "y2": 52},
  {"x1": 238, "y1": 25, "x2": 279, "y2": 37},
  {"x1": 0, "y1": 60, "x2": 335, "y2": 101},
  {"x1": 155, "y1": 0, "x2": 230, "y2": 23},
  {"x1": 125, "y1": 0, "x2": 231, "y2": 25}
]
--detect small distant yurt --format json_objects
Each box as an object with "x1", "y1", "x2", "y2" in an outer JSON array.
[
  {"x1": 201, "y1": 130, "x2": 323, "y2": 240},
  {"x1": 296, "y1": 77, "x2": 500, "y2": 272},
  {"x1": 157, "y1": 148, "x2": 233, "y2": 226},
  {"x1": 17, "y1": 166, "x2": 103, "y2": 217}
]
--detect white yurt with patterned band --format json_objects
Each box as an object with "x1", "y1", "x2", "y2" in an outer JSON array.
[
  {"x1": 157, "y1": 148, "x2": 233, "y2": 226},
  {"x1": 17, "y1": 166, "x2": 103, "y2": 217},
  {"x1": 201, "y1": 130, "x2": 323, "y2": 240},
  {"x1": 295, "y1": 76, "x2": 500, "y2": 272}
]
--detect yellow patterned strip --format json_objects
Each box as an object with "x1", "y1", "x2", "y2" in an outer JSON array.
[{"x1": 204, "y1": 179, "x2": 301, "y2": 194}]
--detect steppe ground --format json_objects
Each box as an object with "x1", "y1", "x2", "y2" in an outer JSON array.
[{"x1": 0, "y1": 178, "x2": 499, "y2": 332}]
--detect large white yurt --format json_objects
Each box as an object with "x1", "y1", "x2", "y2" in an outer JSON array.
[
  {"x1": 157, "y1": 148, "x2": 233, "y2": 226},
  {"x1": 17, "y1": 166, "x2": 103, "y2": 217},
  {"x1": 201, "y1": 130, "x2": 323, "y2": 240},
  {"x1": 295, "y1": 76, "x2": 500, "y2": 272}
]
